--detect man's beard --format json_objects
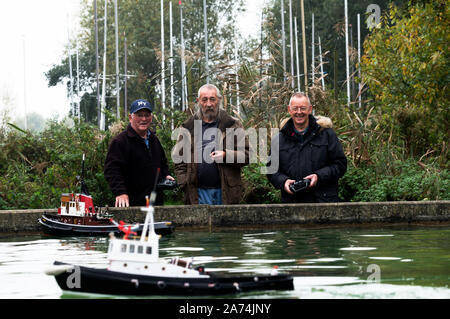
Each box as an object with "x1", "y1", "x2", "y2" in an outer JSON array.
[{"x1": 200, "y1": 106, "x2": 219, "y2": 122}]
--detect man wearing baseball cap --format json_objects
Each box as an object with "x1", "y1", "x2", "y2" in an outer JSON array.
[{"x1": 104, "y1": 99, "x2": 175, "y2": 207}]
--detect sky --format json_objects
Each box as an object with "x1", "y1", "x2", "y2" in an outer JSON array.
[
  {"x1": 0, "y1": 0, "x2": 81, "y2": 122},
  {"x1": 0, "y1": 0, "x2": 264, "y2": 123}
]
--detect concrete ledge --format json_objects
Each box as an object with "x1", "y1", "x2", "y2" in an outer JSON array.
[{"x1": 0, "y1": 201, "x2": 449, "y2": 232}]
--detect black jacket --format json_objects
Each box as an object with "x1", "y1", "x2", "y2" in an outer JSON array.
[
  {"x1": 267, "y1": 115, "x2": 347, "y2": 203},
  {"x1": 104, "y1": 124, "x2": 169, "y2": 206}
]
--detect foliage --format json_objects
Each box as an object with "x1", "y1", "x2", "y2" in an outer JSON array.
[
  {"x1": 263, "y1": 0, "x2": 397, "y2": 93},
  {"x1": 340, "y1": 159, "x2": 449, "y2": 202},
  {"x1": 242, "y1": 163, "x2": 281, "y2": 204},
  {"x1": 0, "y1": 119, "x2": 115, "y2": 209},
  {"x1": 360, "y1": 0, "x2": 449, "y2": 159},
  {"x1": 46, "y1": 0, "x2": 244, "y2": 125},
  {"x1": 2, "y1": 1, "x2": 449, "y2": 209}
]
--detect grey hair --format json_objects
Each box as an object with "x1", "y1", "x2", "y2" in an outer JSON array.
[
  {"x1": 289, "y1": 92, "x2": 311, "y2": 106},
  {"x1": 197, "y1": 84, "x2": 223, "y2": 100}
]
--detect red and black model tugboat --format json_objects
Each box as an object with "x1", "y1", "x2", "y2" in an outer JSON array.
[
  {"x1": 38, "y1": 155, "x2": 174, "y2": 237},
  {"x1": 46, "y1": 194, "x2": 294, "y2": 296}
]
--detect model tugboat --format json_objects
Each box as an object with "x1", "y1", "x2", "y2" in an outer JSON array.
[
  {"x1": 46, "y1": 195, "x2": 294, "y2": 296},
  {"x1": 38, "y1": 155, "x2": 174, "y2": 237}
]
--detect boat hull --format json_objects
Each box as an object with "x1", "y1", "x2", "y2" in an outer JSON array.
[
  {"x1": 39, "y1": 213, "x2": 174, "y2": 237},
  {"x1": 51, "y1": 261, "x2": 294, "y2": 296}
]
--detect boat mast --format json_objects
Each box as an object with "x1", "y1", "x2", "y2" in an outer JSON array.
[
  {"x1": 140, "y1": 195, "x2": 160, "y2": 259},
  {"x1": 80, "y1": 153, "x2": 89, "y2": 195}
]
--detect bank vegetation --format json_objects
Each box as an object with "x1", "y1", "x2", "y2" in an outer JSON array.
[{"x1": 0, "y1": 0, "x2": 448, "y2": 209}]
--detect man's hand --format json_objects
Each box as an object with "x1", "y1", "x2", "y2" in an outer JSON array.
[
  {"x1": 304, "y1": 174, "x2": 318, "y2": 187},
  {"x1": 115, "y1": 194, "x2": 129, "y2": 207},
  {"x1": 284, "y1": 179, "x2": 296, "y2": 195},
  {"x1": 165, "y1": 175, "x2": 175, "y2": 181},
  {"x1": 210, "y1": 151, "x2": 225, "y2": 162}
]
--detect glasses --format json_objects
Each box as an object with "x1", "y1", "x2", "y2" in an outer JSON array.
[
  {"x1": 289, "y1": 106, "x2": 310, "y2": 112},
  {"x1": 133, "y1": 112, "x2": 152, "y2": 118}
]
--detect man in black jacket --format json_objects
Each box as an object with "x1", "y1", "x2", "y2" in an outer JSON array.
[
  {"x1": 104, "y1": 99, "x2": 174, "y2": 207},
  {"x1": 267, "y1": 92, "x2": 347, "y2": 203}
]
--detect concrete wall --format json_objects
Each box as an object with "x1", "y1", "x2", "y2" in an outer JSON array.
[{"x1": 1, "y1": 200, "x2": 449, "y2": 232}]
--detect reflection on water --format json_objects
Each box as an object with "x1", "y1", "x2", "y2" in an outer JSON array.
[{"x1": 0, "y1": 224, "x2": 449, "y2": 299}]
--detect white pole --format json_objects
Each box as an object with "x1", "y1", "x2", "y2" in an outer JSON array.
[
  {"x1": 114, "y1": 0, "x2": 120, "y2": 119},
  {"x1": 235, "y1": 39, "x2": 240, "y2": 115},
  {"x1": 169, "y1": 1, "x2": 174, "y2": 129},
  {"x1": 288, "y1": 0, "x2": 294, "y2": 88},
  {"x1": 294, "y1": 17, "x2": 301, "y2": 91},
  {"x1": 67, "y1": 12, "x2": 74, "y2": 117},
  {"x1": 180, "y1": 1, "x2": 187, "y2": 111},
  {"x1": 203, "y1": 0, "x2": 209, "y2": 83},
  {"x1": 259, "y1": 10, "x2": 263, "y2": 110},
  {"x1": 160, "y1": 0, "x2": 166, "y2": 118},
  {"x1": 76, "y1": 38, "x2": 81, "y2": 120},
  {"x1": 280, "y1": 0, "x2": 286, "y2": 82},
  {"x1": 100, "y1": 0, "x2": 108, "y2": 131},
  {"x1": 22, "y1": 35, "x2": 28, "y2": 130},
  {"x1": 311, "y1": 13, "x2": 314, "y2": 85},
  {"x1": 94, "y1": 0, "x2": 101, "y2": 127},
  {"x1": 344, "y1": 0, "x2": 350, "y2": 107},
  {"x1": 318, "y1": 36, "x2": 325, "y2": 90},
  {"x1": 300, "y1": 0, "x2": 307, "y2": 93},
  {"x1": 357, "y1": 13, "x2": 361, "y2": 109},
  {"x1": 124, "y1": 36, "x2": 128, "y2": 115}
]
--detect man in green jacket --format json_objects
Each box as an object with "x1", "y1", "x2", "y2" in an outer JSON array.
[{"x1": 172, "y1": 84, "x2": 249, "y2": 205}]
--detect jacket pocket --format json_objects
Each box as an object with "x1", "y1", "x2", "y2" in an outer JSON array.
[
  {"x1": 278, "y1": 142, "x2": 297, "y2": 171},
  {"x1": 224, "y1": 168, "x2": 241, "y2": 187},
  {"x1": 309, "y1": 140, "x2": 328, "y2": 168}
]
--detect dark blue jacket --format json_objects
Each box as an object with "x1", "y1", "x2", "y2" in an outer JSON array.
[{"x1": 267, "y1": 115, "x2": 347, "y2": 203}]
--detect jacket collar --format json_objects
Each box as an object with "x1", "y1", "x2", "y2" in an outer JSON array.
[
  {"x1": 182, "y1": 109, "x2": 236, "y2": 132},
  {"x1": 281, "y1": 115, "x2": 319, "y2": 140},
  {"x1": 126, "y1": 123, "x2": 155, "y2": 140}
]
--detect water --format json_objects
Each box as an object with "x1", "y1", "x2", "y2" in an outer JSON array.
[{"x1": 0, "y1": 224, "x2": 449, "y2": 299}]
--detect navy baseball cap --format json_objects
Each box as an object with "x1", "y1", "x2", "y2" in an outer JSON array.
[{"x1": 130, "y1": 99, "x2": 153, "y2": 114}]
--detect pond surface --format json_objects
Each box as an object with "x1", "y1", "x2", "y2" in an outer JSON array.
[{"x1": 0, "y1": 223, "x2": 449, "y2": 299}]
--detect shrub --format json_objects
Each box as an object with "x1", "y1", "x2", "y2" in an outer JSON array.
[{"x1": 339, "y1": 159, "x2": 449, "y2": 202}]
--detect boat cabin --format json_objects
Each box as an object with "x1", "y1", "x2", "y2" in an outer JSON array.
[
  {"x1": 107, "y1": 237, "x2": 202, "y2": 277},
  {"x1": 106, "y1": 202, "x2": 206, "y2": 278},
  {"x1": 58, "y1": 193, "x2": 95, "y2": 217},
  {"x1": 108, "y1": 238, "x2": 159, "y2": 263}
]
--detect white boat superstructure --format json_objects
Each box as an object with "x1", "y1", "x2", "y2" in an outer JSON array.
[
  {"x1": 59, "y1": 193, "x2": 91, "y2": 217},
  {"x1": 107, "y1": 197, "x2": 208, "y2": 278},
  {"x1": 47, "y1": 197, "x2": 294, "y2": 295}
]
